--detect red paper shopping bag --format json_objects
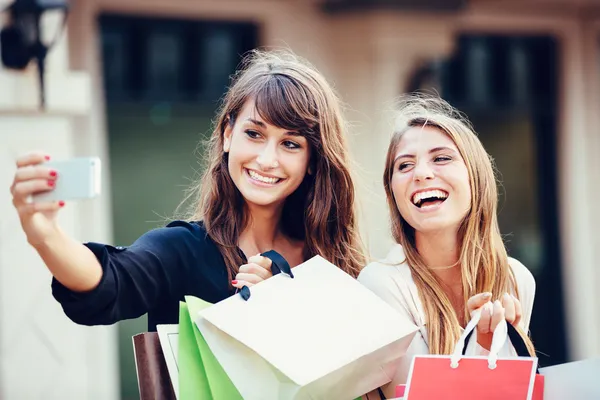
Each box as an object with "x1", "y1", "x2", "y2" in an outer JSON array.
[
  {"x1": 404, "y1": 307, "x2": 541, "y2": 400},
  {"x1": 405, "y1": 356, "x2": 538, "y2": 399},
  {"x1": 532, "y1": 374, "x2": 545, "y2": 400}
]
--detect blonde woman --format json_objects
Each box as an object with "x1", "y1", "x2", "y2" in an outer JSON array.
[{"x1": 358, "y1": 94, "x2": 536, "y2": 398}]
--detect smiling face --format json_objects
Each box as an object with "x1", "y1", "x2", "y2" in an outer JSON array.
[
  {"x1": 390, "y1": 125, "x2": 471, "y2": 234},
  {"x1": 223, "y1": 99, "x2": 311, "y2": 210}
]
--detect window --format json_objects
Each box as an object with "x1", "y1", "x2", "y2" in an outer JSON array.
[{"x1": 100, "y1": 14, "x2": 258, "y2": 103}]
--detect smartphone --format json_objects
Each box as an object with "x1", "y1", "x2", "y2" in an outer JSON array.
[{"x1": 32, "y1": 157, "x2": 102, "y2": 202}]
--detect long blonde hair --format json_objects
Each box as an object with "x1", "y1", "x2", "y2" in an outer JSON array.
[
  {"x1": 182, "y1": 49, "x2": 365, "y2": 280},
  {"x1": 383, "y1": 94, "x2": 535, "y2": 356}
]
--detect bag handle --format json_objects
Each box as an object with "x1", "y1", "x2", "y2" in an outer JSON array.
[
  {"x1": 237, "y1": 250, "x2": 294, "y2": 301},
  {"x1": 261, "y1": 249, "x2": 294, "y2": 278},
  {"x1": 453, "y1": 305, "x2": 539, "y2": 373},
  {"x1": 505, "y1": 321, "x2": 540, "y2": 374},
  {"x1": 450, "y1": 306, "x2": 509, "y2": 370}
]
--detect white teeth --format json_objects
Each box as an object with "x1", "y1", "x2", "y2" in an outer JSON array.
[
  {"x1": 412, "y1": 189, "x2": 448, "y2": 205},
  {"x1": 248, "y1": 169, "x2": 280, "y2": 184}
]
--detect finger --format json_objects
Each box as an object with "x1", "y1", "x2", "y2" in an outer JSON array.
[
  {"x1": 16, "y1": 200, "x2": 64, "y2": 215},
  {"x1": 512, "y1": 295, "x2": 522, "y2": 327},
  {"x1": 477, "y1": 302, "x2": 493, "y2": 334},
  {"x1": 502, "y1": 293, "x2": 516, "y2": 324},
  {"x1": 247, "y1": 254, "x2": 272, "y2": 271},
  {"x1": 14, "y1": 165, "x2": 58, "y2": 184},
  {"x1": 234, "y1": 272, "x2": 264, "y2": 285},
  {"x1": 16, "y1": 152, "x2": 51, "y2": 168},
  {"x1": 11, "y1": 179, "x2": 56, "y2": 204},
  {"x1": 238, "y1": 262, "x2": 271, "y2": 280},
  {"x1": 467, "y1": 292, "x2": 493, "y2": 313},
  {"x1": 232, "y1": 279, "x2": 253, "y2": 289},
  {"x1": 490, "y1": 300, "x2": 505, "y2": 332}
]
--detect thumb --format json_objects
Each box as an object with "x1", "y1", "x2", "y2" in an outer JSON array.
[
  {"x1": 247, "y1": 254, "x2": 272, "y2": 270},
  {"x1": 467, "y1": 292, "x2": 493, "y2": 311}
]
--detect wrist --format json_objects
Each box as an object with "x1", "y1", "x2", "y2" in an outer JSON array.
[{"x1": 29, "y1": 223, "x2": 63, "y2": 251}]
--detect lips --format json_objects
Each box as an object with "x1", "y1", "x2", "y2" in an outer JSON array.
[{"x1": 245, "y1": 168, "x2": 282, "y2": 184}]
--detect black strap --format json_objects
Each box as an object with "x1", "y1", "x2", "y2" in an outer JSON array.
[
  {"x1": 239, "y1": 285, "x2": 251, "y2": 301},
  {"x1": 238, "y1": 250, "x2": 293, "y2": 301},
  {"x1": 364, "y1": 387, "x2": 386, "y2": 400},
  {"x1": 461, "y1": 329, "x2": 476, "y2": 356},
  {"x1": 461, "y1": 323, "x2": 539, "y2": 374},
  {"x1": 261, "y1": 249, "x2": 294, "y2": 278}
]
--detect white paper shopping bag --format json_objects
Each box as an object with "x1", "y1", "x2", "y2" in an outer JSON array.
[{"x1": 194, "y1": 255, "x2": 418, "y2": 400}]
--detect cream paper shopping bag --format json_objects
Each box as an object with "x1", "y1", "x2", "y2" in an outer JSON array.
[{"x1": 195, "y1": 255, "x2": 418, "y2": 400}]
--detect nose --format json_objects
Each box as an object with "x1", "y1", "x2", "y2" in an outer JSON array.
[
  {"x1": 413, "y1": 159, "x2": 434, "y2": 181},
  {"x1": 256, "y1": 142, "x2": 280, "y2": 170}
]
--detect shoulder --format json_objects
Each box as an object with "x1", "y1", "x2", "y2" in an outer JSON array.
[
  {"x1": 507, "y1": 257, "x2": 536, "y2": 295},
  {"x1": 358, "y1": 246, "x2": 412, "y2": 289},
  {"x1": 132, "y1": 220, "x2": 210, "y2": 247},
  {"x1": 358, "y1": 245, "x2": 423, "y2": 322}
]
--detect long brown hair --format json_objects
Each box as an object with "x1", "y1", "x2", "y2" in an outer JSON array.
[
  {"x1": 183, "y1": 49, "x2": 365, "y2": 280},
  {"x1": 383, "y1": 94, "x2": 535, "y2": 356}
]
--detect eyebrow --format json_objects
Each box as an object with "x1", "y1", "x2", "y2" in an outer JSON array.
[
  {"x1": 393, "y1": 146, "x2": 457, "y2": 164},
  {"x1": 245, "y1": 118, "x2": 266, "y2": 128},
  {"x1": 244, "y1": 118, "x2": 304, "y2": 137}
]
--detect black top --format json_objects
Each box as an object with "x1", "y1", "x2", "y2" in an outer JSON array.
[{"x1": 51, "y1": 220, "x2": 236, "y2": 332}]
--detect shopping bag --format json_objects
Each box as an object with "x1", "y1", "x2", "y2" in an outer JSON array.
[
  {"x1": 404, "y1": 307, "x2": 539, "y2": 400},
  {"x1": 178, "y1": 297, "x2": 242, "y2": 400},
  {"x1": 194, "y1": 254, "x2": 419, "y2": 400},
  {"x1": 177, "y1": 300, "x2": 210, "y2": 399},
  {"x1": 132, "y1": 332, "x2": 177, "y2": 400},
  {"x1": 539, "y1": 358, "x2": 600, "y2": 399}
]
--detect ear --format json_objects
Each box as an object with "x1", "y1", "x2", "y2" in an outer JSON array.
[
  {"x1": 307, "y1": 166, "x2": 313, "y2": 175},
  {"x1": 223, "y1": 122, "x2": 233, "y2": 153}
]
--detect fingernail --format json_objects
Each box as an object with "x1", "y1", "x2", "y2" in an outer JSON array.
[
  {"x1": 44, "y1": 155, "x2": 50, "y2": 161},
  {"x1": 503, "y1": 292, "x2": 511, "y2": 300},
  {"x1": 483, "y1": 292, "x2": 492, "y2": 298},
  {"x1": 49, "y1": 170, "x2": 57, "y2": 177},
  {"x1": 58, "y1": 201, "x2": 65, "y2": 207},
  {"x1": 231, "y1": 280, "x2": 238, "y2": 285},
  {"x1": 47, "y1": 180, "x2": 55, "y2": 187},
  {"x1": 494, "y1": 300, "x2": 502, "y2": 306}
]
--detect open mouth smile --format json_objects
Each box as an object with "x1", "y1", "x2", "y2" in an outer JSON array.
[{"x1": 411, "y1": 189, "x2": 449, "y2": 209}]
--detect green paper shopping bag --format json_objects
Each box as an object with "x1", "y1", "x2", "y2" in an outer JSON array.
[
  {"x1": 178, "y1": 296, "x2": 242, "y2": 400},
  {"x1": 178, "y1": 301, "x2": 210, "y2": 399}
]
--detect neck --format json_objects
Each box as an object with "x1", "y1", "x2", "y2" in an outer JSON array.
[
  {"x1": 239, "y1": 202, "x2": 285, "y2": 256},
  {"x1": 415, "y1": 229, "x2": 461, "y2": 284}
]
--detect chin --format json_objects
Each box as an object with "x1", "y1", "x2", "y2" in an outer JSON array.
[
  {"x1": 410, "y1": 218, "x2": 459, "y2": 234},
  {"x1": 240, "y1": 192, "x2": 284, "y2": 208}
]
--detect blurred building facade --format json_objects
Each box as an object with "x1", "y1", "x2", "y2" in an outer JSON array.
[{"x1": 1, "y1": 0, "x2": 599, "y2": 398}]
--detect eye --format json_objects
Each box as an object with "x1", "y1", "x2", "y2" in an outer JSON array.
[
  {"x1": 282, "y1": 140, "x2": 301, "y2": 150},
  {"x1": 398, "y1": 162, "x2": 413, "y2": 171},
  {"x1": 244, "y1": 130, "x2": 261, "y2": 139},
  {"x1": 434, "y1": 155, "x2": 452, "y2": 163}
]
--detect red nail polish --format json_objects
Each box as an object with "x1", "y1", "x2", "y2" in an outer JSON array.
[
  {"x1": 58, "y1": 201, "x2": 65, "y2": 207},
  {"x1": 44, "y1": 155, "x2": 50, "y2": 161},
  {"x1": 47, "y1": 180, "x2": 55, "y2": 187},
  {"x1": 49, "y1": 170, "x2": 57, "y2": 177},
  {"x1": 232, "y1": 280, "x2": 238, "y2": 285}
]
